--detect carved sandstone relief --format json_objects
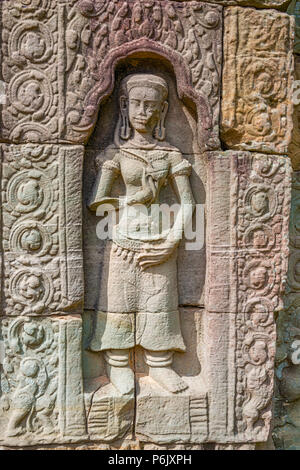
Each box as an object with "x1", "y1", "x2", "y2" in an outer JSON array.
[
  {"x1": 0, "y1": 315, "x2": 87, "y2": 446},
  {"x1": 62, "y1": 0, "x2": 222, "y2": 150},
  {"x1": 288, "y1": 0, "x2": 300, "y2": 54},
  {"x1": 0, "y1": 0, "x2": 294, "y2": 451},
  {"x1": 1, "y1": 1, "x2": 222, "y2": 149},
  {"x1": 206, "y1": 151, "x2": 291, "y2": 442},
  {"x1": 83, "y1": 73, "x2": 209, "y2": 444},
  {"x1": 1, "y1": 0, "x2": 60, "y2": 143},
  {"x1": 222, "y1": 7, "x2": 294, "y2": 154},
  {"x1": 1, "y1": 144, "x2": 84, "y2": 316}
]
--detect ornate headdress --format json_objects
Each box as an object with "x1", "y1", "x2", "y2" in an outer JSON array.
[{"x1": 120, "y1": 74, "x2": 168, "y2": 101}]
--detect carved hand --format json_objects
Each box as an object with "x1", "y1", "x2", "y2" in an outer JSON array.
[
  {"x1": 126, "y1": 168, "x2": 156, "y2": 206},
  {"x1": 136, "y1": 243, "x2": 176, "y2": 270}
]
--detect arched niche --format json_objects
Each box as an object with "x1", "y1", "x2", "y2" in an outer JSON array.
[{"x1": 73, "y1": 40, "x2": 215, "y2": 152}]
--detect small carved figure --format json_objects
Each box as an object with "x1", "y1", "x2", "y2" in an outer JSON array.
[
  {"x1": 88, "y1": 74, "x2": 195, "y2": 396},
  {"x1": 5, "y1": 358, "x2": 48, "y2": 437},
  {"x1": 252, "y1": 229, "x2": 268, "y2": 249},
  {"x1": 251, "y1": 190, "x2": 269, "y2": 217},
  {"x1": 16, "y1": 178, "x2": 42, "y2": 210},
  {"x1": 243, "y1": 336, "x2": 273, "y2": 436},
  {"x1": 20, "y1": 228, "x2": 42, "y2": 251},
  {"x1": 18, "y1": 273, "x2": 43, "y2": 303},
  {"x1": 249, "y1": 266, "x2": 268, "y2": 290}
]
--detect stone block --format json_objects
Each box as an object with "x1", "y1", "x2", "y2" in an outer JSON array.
[
  {"x1": 1, "y1": 144, "x2": 84, "y2": 316},
  {"x1": 0, "y1": 314, "x2": 87, "y2": 447},
  {"x1": 222, "y1": 7, "x2": 294, "y2": 154}
]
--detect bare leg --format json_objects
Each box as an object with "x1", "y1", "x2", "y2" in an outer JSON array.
[
  {"x1": 145, "y1": 350, "x2": 188, "y2": 393},
  {"x1": 104, "y1": 349, "x2": 134, "y2": 397}
]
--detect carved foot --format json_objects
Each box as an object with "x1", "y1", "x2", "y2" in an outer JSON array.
[
  {"x1": 107, "y1": 364, "x2": 135, "y2": 397},
  {"x1": 104, "y1": 349, "x2": 134, "y2": 397},
  {"x1": 5, "y1": 425, "x2": 24, "y2": 438},
  {"x1": 149, "y1": 366, "x2": 188, "y2": 393}
]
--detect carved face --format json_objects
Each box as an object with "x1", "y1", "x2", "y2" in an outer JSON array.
[
  {"x1": 252, "y1": 304, "x2": 269, "y2": 326},
  {"x1": 22, "y1": 32, "x2": 46, "y2": 61},
  {"x1": 252, "y1": 229, "x2": 268, "y2": 248},
  {"x1": 249, "y1": 266, "x2": 267, "y2": 289},
  {"x1": 20, "y1": 358, "x2": 39, "y2": 378},
  {"x1": 249, "y1": 340, "x2": 268, "y2": 365},
  {"x1": 128, "y1": 86, "x2": 163, "y2": 134},
  {"x1": 19, "y1": 274, "x2": 43, "y2": 301},
  {"x1": 251, "y1": 191, "x2": 269, "y2": 215}
]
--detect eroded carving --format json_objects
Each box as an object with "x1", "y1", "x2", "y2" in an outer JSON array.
[
  {"x1": 0, "y1": 316, "x2": 86, "y2": 446},
  {"x1": 1, "y1": 0, "x2": 59, "y2": 142},
  {"x1": 222, "y1": 7, "x2": 294, "y2": 154}
]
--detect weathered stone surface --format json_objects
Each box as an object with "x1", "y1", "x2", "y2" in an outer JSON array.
[
  {"x1": 1, "y1": 144, "x2": 84, "y2": 316},
  {"x1": 287, "y1": 0, "x2": 300, "y2": 53},
  {"x1": 222, "y1": 7, "x2": 294, "y2": 154},
  {"x1": 0, "y1": 315, "x2": 87, "y2": 446},
  {"x1": 0, "y1": 1, "x2": 60, "y2": 143},
  {"x1": 274, "y1": 172, "x2": 300, "y2": 450},
  {"x1": 289, "y1": 56, "x2": 300, "y2": 171},
  {"x1": 176, "y1": 0, "x2": 290, "y2": 7},
  {"x1": 135, "y1": 308, "x2": 207, "y2": 444}
]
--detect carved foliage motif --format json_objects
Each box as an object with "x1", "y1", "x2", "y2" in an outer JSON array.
[
  {"x1": 207, "y1": 151, "x2": 291, "y2": 443},
  {"x1": 64, "y1": 0, "x2": 222, "y2": 148},
  {"x1": 1, "y1": 0, "x2": 60, "y2": 143},
  {"x1": 0, "y1": 315, "x2": 87, "y2": 445},
  {"x1": 1, "y1": 0, "x2": 222, "y2": 148},
  {"x1": 1, "y1": 144, "x2": 84, "y2": 316},
  {"x1": 222, "y1": 7, "x2": 294, "y2": 154},
  {"x1": 233, "y1": 154, "x2": 291, "y2": 441}
]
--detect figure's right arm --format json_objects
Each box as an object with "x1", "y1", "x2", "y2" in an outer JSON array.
[{"x1": 88, "y1": 147, "x2": 120, "y2": 212}]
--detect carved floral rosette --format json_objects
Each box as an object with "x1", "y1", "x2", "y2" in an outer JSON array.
[
  {"x1": 1, "y1": 0, "x2": 60, "y2": 143},
  {"x1": 207, "y1": 151, "x2": 291, "y2": 443},
  {"x1": 1, "y1": 144, "x2": 84, "y2": 316}
]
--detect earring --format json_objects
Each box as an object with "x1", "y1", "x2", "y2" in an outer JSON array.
[
  {"x1": 154, "y1": 101, "x2": 168, "y2": 141},
  {"x1": 120, "y1": 97, "x2": 131, "y2": 140}
]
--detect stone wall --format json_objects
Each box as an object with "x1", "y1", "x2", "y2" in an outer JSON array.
[{"x1": 0, "y1": 0, "x2": 296, "y2": 450}]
